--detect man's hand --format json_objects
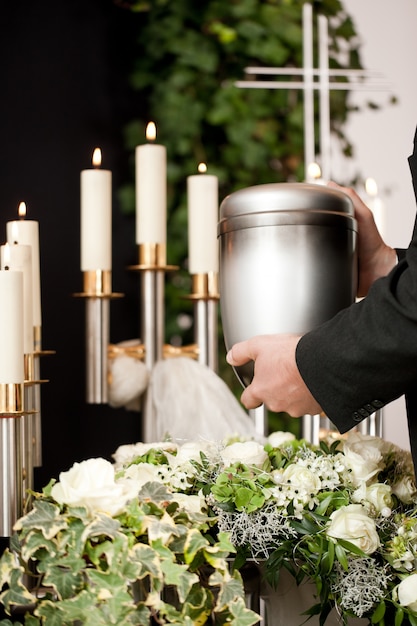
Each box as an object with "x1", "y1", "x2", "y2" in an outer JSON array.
[
  {"x1": 226, "y1": 334, "x2": 322, "y2": 416},
  {"x1": 328, "y1": 183, "x2": 397, "y2": 297}
]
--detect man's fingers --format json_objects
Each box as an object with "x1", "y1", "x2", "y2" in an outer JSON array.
[
  {"x1": 240, "y1": 385, "x2": 263, "y2": 410},
  {"x1": 226, "y1": 340, "x2": 254, "y2": 366}
]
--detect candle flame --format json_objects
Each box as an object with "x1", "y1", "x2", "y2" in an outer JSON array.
[
  {"x1": 18, "y1": 201, "x2": 27, "y2": 218},
  {"x1": 365, "y1": 177, "x2": 378, "y2": 197},
  {"x1": 307, "y1": 162, "x2": 322, "y2": 180},
  {"x1": 198, "y1": 162, "x2": 207, "y2": 174},
  {"x1": 146, "y1": 121, "x2": 157, "y2": 142},
  {"x1": 2, "y1": 243, "x2": 10, "y2": 269},
  {"x1": 92, "y1": 147, "x2": 102, "y2": 168}
]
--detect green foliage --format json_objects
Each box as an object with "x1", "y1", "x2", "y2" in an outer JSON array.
[{"x1": 0, "y1": 488, "x2": 260, "y2": 625}]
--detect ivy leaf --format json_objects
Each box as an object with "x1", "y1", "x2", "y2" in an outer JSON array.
[
  {"x1": 42, "y1": 564, "x2": 84, "y2": 600},
  {"x1": 14, "y1": 500, "x2": 67, "y2": 540},
  {"x1": 215, "y1": 570, "x2": 245, "y2": 611},
  {"x1": 83, "y1": 512, "x2": 121, "y2": 540},
  {"x1": 160, "y1": 559, "x2": 198, "y2": 603},
  {"x1": 184, "y1": 528, "x2": 209, "y2": 565},
  {"x1": 139, "y1": 481, "x2": 173, "y2": 504},
  {"x1": 0, "y1": 567, "x2": 35, "y2": 614},
  {"x1": 129, "y1": 543, "x2": 162, "y2": 580},
  {"x1": 228, "y1": 597, "x2": 261, "y2": 625}
]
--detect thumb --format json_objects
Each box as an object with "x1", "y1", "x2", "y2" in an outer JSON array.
[{"x1": 226, "y1": 340, "x2": 254, "y2": 366}]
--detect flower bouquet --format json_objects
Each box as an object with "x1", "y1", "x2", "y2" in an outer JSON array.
[{"x1": 1, "y1": 430, "x2": 417, "y2": 625}]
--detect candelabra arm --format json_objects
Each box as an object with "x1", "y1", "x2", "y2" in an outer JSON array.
[
  {"x1": 32, "y1": 348, "x2": 42, "y2": 467},
  {"x1": 0, "y1": 417, "x2": 18, "y2": 537},
  {"x1": 301, "y1": 413, "x2": 321, "y2": 445},
  {"x1": 358, "y1": 409, "x2": 383, "y2": 437},
  {"x1": 249, "y1": 405, "x2": 268, "y2": 437},
  {"x1": 85, "y1": 298, "x2": 110, "y2": 404},
  {"x1": 74, "y1": 270, "x2": 123, "y2": 404},
  {"x1": 188, "y1": 273, "x2": 219, "y2": 372},
  {"x1": 128, "y1": 244, "x2": 178, "y2": 442},
  {"x1": 0, "y1": 383, "x2": 24, "y2": 538}
]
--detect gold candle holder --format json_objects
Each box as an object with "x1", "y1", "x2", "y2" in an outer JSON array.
[
  {"x1": 74, "y1": 270, "x2": 123, "y2": 404},
  {"x1": 0, "y1": 382, "x2": 24, "y2": 415}
]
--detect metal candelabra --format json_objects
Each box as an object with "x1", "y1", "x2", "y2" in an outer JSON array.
[
  {"x1": 0, "y1": 337, "x2": 51, "y2": 538},
  {"x1": 77, "y1": 242, "x2": 219, "y2": 443}
]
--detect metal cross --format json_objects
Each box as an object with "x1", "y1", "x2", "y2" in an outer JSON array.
[{"x1": 235, "y1": 3, "x2": 388, "y2": 182}]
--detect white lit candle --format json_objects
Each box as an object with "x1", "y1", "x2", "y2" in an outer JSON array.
[
  {"x1": 187, "y1": 163, "x2": 219, "y2": 274},
  {"x1": 80, "y1": 147, "x2": 112, "y2": 271},
  {"x1": 135, "y1": 122, "x2": 167, "y2": 245},
  {"x1": 1, "y1": 239, "x2": 34, "y2": 355},
  {"x1": 0, "y1": 250, "x2": 24, "y2": 384},
  {"x1": 7, "y1": 202, "x2": 41, "y2": 329},
  {"x1": 365, "y1": 177, "x2": 386, "y2": 238}
]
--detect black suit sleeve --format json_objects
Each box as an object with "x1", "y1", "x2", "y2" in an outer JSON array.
[
  {"x1": 296, "y1": 131, "x2": 417, "y2": 433},
  {"x1": 296, "y1": 238, "x2": 417, "y2": 431}
]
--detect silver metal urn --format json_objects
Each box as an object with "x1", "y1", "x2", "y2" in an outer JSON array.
[{"x1": 218, "y1": 182, "x2": 358, "y2": 388}]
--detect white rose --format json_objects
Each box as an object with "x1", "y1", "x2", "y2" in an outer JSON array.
[
  {"x1": 344, "y1": 432, "x2": 393, "y2": 456},
  {"x1": 353, "y1": 482, "x2": 393, "y2": 515},
  {"x1": 122, "y1": 462, "x2": 164, "y2": 489},
  {"x1": 273, "y1": 464, "x2": 321, "y2": 494},
  {"x1": 326, "y1": 504, "x2": 380, "y2": 555},
  {"x1": 342, "y1": 436, "x2": 384, "y2": 487},
  {"x1": 392, "y1": 475, "x2": 417, "y2": 505},
  {"x1": 397, "y1": 573, "x2": 417, "y2": 612},
  {"x1": 112, "y1": 441, "x2": 177, "y2": 466},
  {"x1": 173, "y1": 492, "x2": 206, "y2": 514},
  {"x1": 268, "y1": 431, "x2": 296, "y2": 448},
  {"x1": 168, "y1": 440, "x2": 216, "y2": 469},
  {"x1": 51, "y1": 458, "x2": 136, "y2": 517},
  {"x1": 221, "y1": 441, "x2": 268, "y2": 469}
]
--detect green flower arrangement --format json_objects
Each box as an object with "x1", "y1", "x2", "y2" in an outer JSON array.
[{"x1": 1, "y1": 431, "x2": 417, "y2": 625}]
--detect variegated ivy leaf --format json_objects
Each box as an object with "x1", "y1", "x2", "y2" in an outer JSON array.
[
  {"x1": 14, "y1": 500, "x2": 68, "y2": 540},
  {"x1": 0, "y1": 549, "x2": 23, "y2": 587},
  {"x1": 139, "y1": 481, "x2": 173, "y2": 504},
  {"x1": 180, "y1": 584, "x2": 212, "y2": 624},
  {"x1": 36, "y1": 590, "x2": 113, "y2": 626},
  {"x1": 214, "y1": 569, "x2": 246, "y2": 610},
  {"x1": 147, "y1": 511, "x2": 180, "y2": 543},
  {"x1": 41, "y1": 564, "x2": 84, "y2": 601},
  {"x1": 129, "y1": 543, "x2": 163, "y2": 580},
  {"x1": 160, "y1": 559, "x2": 198, "y2": 602},
  {"x1": 0, "y1": 566, "x2": 36, "y2": 614},
  {"x1": 20, "y1": 530, "x2": 59, "y2": 563},
  {"x1": 183, "y1": 528, "x2": 209, "y2": 564},
  {"x1": 228, "y1": 597, "x2": 261, "y2": 625},
  {"x1": 84, "y1": 532, "x2": 128, "y2": 571},
  {"x1": 82, "y1": 511, "x2": 121, "y2": 541}
]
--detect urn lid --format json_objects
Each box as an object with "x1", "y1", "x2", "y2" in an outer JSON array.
[
  {"x1": 218, "y1": 182, "x2": 356, "y2": 235},
  {"x1": 220, "y1": 182, "x2": 354, "y2": 219}
]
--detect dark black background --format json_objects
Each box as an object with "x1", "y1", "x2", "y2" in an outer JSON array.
[{"x1": 0, "y1": 0, "x2": 145, "y2": 489}]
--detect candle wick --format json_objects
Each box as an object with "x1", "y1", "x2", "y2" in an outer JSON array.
[{"x1": 4, "y1": 266, "x2": 9, "y2": 271}]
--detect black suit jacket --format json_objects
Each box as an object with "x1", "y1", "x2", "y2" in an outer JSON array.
[{"x1": 296, "y1": 129, "x2": 417, "y2": 466}]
